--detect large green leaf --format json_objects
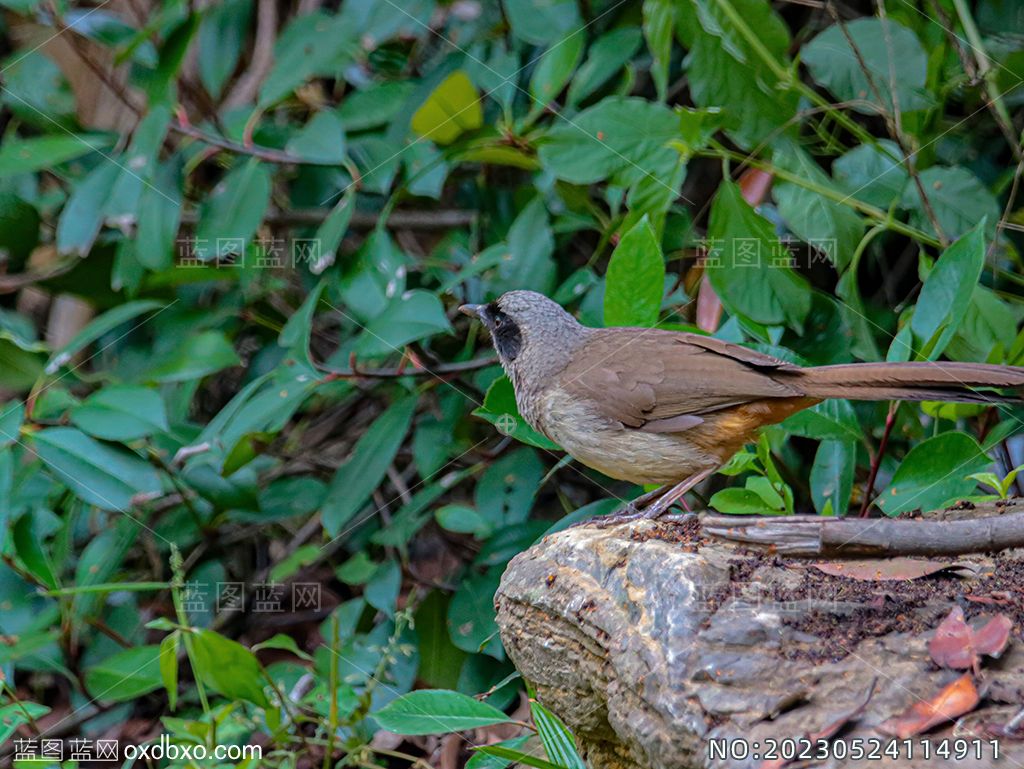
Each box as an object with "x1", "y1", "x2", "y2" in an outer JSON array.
[
  {"x1": 191, "y1": 629, "x2": 270, "y2": 707},
  {"x1": 810, "y1": 440, "x2": 856, "y2": 516},
  {"x1": 910, "y1": 224, "x2": 986, "y2": 360},
  {"x1": 286, "y1": 110, "x2": 347, "y2": 164},
  {"x1": 473, "y1": 376, "x2": 560, "y2": 450},
  {"x1": 900, "y1": 167, "x2": 1000, "y2": 241},
  {"x1": 566, "y1": 28, "x2": 643, "y2": 106},
  {"x1": 85, "y1": 645, "x2": 164, "y2": 702},
  {"x1": 373, "y1": 689, "x2": 511, "y2": 735},
  {"x1": 32, "y1": 427, "x2": 162, "y2": 511},
  {"x1": 706, "y1": 180, "x2": 811, "y2": 330},
  {"x1": 47, "y1": 299, "x2": 165, "y2": 373},
  {"x1": 603, "y1": 217, "x2": 664, "y2": 327},
  {"x1": 773, "y1": 147, "x2": 864, "y2": 272},
  {"x1": 803, "y1": 18, "x2": 931, "y2": 115},
  {"x1": 538, "y1": 97, "x2": 680, "y2": 184},
  {"x1": 147, "y1": 330, "x2": 241, "y2": 382},
  {"x1": 71, "y1": 385, "x2": 169, "y2": 441},
  {"x1": 529, "y1": 33, "x2": 584, "y2": 114},
  {"x1": 322, "y1": 396, "x2": 417, "y2": 535},
  {"x1": 532, "y1": 700, "x2": 586, "y2": 769},
  {"x1": 502, "y1": 0, "x2": 580, "y2": 45},
  {"x1": 0, "y1": 134, "x2": 109, "y2": 177},
  {"x1": 195, "y1": 158, "x2": 272, "y2": 260},
  {"x1": 876, "y1": 432, "x2": 990, "y2": 516},
  {"x1": 356, "y1": 290, "x2": 453, "y2": 356}
]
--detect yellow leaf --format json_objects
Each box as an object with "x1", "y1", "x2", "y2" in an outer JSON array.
[{"x1": 411, "y1": 71, "x2": 482, "y2": 144}]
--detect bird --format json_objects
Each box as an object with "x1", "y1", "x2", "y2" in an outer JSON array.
[{"x1": 460, "y1": 290, "x2": 1024, "y2": 519}]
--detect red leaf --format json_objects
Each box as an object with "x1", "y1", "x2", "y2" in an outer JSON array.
[
  {"x1": 739, "y1": 168, "x2": 773, "y2": 207},
  {"x1": 877, "y1": 674, "x2": 980, "y2": 738},
  {"x1": 929, "y1": 606, "x2": 1015, "y2": 672}
]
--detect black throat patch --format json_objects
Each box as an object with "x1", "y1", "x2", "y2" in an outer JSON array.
[{"x1": 488, "y1": 303, "x2": 522, "y2": 362}]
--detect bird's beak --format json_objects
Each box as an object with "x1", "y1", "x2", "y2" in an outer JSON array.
[{"x1": 459, "y1": 303, "x2": 485, "y2": 320}]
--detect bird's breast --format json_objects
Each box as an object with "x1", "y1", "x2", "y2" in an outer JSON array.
[{"x1": 534, "y1": 387, "x2": 720, "y2": 485}]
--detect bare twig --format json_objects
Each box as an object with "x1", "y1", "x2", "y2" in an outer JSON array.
[
  {"x1": 859, "y1": 401, "x2": 897, "y2": 517},
  {"x1": 703, "y1": 510, "x2": 1024, "y2": 558},
  {"x1": 319, "y1": 357, "x2": 496, "y2": 381},
  {"x1": 222, "y1": 0, "x2": 278, "y2": 110},
  {"x1": 179, "y1": 207, "x2": 476, "y2": 230}
]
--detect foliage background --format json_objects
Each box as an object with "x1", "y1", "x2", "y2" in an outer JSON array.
[{"x1": 1, "y1": 0, "x2": 1024, "y2": 765}]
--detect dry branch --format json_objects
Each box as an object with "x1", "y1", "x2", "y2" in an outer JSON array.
[{"x1": 702, "y1": 509, "x2": 1024, "y2": 558}]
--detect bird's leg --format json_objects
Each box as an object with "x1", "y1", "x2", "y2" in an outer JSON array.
[
  {"x1": 635, "y1": 467, "x2": 716, "y2": 520},
  {"x1": 587, "y1": 469, "x2": 715, "y2": 528}
]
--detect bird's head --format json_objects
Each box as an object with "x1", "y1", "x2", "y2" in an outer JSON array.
[{"x1": 459, "y1": 290, "x2": 586, "y2": 381}]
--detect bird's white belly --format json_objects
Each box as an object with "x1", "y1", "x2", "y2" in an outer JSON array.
[{"x1": 535, "y1": 387, "x2": 719, "y2": 485}]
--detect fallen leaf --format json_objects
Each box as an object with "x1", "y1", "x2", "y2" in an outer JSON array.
[
  {"x1": 877, "y1": 674, "x2": 980, "y2": 738},
  {"x1": 812, "y1": 558, "x2": 978, "y2": 581},
  {"x1": 929, "y1": 606, "x2": 1014, "y2": 673}
]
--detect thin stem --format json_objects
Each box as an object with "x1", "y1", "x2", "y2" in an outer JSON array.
[{"x1": 859, "y1": 402, "x2": 898, "y2": 517}]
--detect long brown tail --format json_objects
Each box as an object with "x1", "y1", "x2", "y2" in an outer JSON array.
[{"x1": 795, "y1": 361, "x2": 1024, "y2": 404}]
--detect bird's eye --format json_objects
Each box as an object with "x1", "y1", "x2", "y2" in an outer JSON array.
[{"x1": 493, "y1": 317, "x2": 503, "y2": 328}]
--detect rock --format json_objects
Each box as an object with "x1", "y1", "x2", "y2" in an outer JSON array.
[{"x1": 495, "y1": 511, "x2": 1024, "y2": 769}]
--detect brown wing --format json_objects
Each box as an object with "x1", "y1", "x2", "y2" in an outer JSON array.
[{"x1": 559, "y1": 328, "x2": 805, "y2": 431}]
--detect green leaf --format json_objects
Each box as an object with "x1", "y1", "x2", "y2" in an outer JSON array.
[
  {"x1": 567, "y1": 28, "x2": 643, "y2": 106},
  {"x1": 147, "y1": 330, "x2": 241, "y2": 382},
  {"x1": 448, "y1": 569, "x2": 503, "y2": 657},
  {"x1": 56, "y1": 162, "x2": 121, "y2": 257},
  {"x1": 0, "y1": 702, "x2": 49, "y2": 745},
  {"x1": 502, "y1": 0, "x2": 580, "y2": 45},
  {"x1": 436, "y1": 504, "x2": 492, "y2": 537},
  {"x1": 706, "y1": 180, "x2": 811, "y2": 330},
  {"x1": 258, "y1": 12, "x2": 359, "y2": 105},
  {"x1": 160, "y1": 631, "x2": 180, "y2": 711},
  {"x1": 33, "y1": 427, "x2": 161, "y2": 511},
  {"x1": 475, "y1": 448, "x2": 544, "y2": 527},
  {"x1": 195, "y1": 158, "x2": 272, "y2": 260},
  {"x1": 356, "y1": 290, "x2": 454, "y2": 356},
  {"x1": 313, "y1": 190, "x2": 355, "y2": 268},
  {"x1": 901, "y1": 167, "x2": 1000, "y2": 241},
  {"x1": 47, "y1": 299, "x2": 165, "y2": 374},
  {"x1": 531, "y1": 700, "x2": 586, "y2": 769},
  {"x1": 0, "y1": 400, "x2": 25, "y2": 448},
  {"x1": 803, "y1": 18, "x2": 932, "y2": 115},
  {"x1": 781, "y1": 398, "x2": 861, "y2": 442},
  {"x1": 198, "y1": 0, "x2": 251, "y2": 98},
  {"x1": 13, "y1": 513, "x2": 57, "y2": 589},
  {"x1": 833, "y1": 140, "x2": 908, "y2": 209},
  {"x1": 136, "y1": 160, "x2": 183, "y2": 270},
  {"x1": 772, "y1": 147, "x2": 864, "y2": 272},
  {"x1": 473, "y1": 376, "x2": 560, "y2": 450},
  {"x1": 643, "y1": 0, "x2": 675, "y2": 101},
  {"x1": 365, "y1": 559, "x2": 402, "y2": 616},
  {"x1": 493, "y1": 197, "x2": 556, "y2": 296},
  {"x1": 322, "y1": 396, "x2": 417, "y2": 535},
  {"x1": 0, "y1": 192, "x2": 40, "y2": 269},
  {"x1": 285, "y1": 110, "x2": 347, "y2": 164},
  {"x1": 910, "y1": 224, "x2": 986, "y2": 360},
  {"x1": 529, "y1": 33, "x2": 584, "y2": 114},
  {"x1": 810, "y1": 440, "x2": 856, "y2": 516},
  {"x1": 373, "y1": 689, "x2": 511, "y2": 735},
  {"x1": 538, "y1": 97, "x2": 680, "y2": 184},
  {"x1": 71, "y1": 385, "x2": 168, "y2": 441},
  {"x1": 252, "y1": 633, "x2": 313, "y2": 661},
  {"x1": 474, "y1": 745, "x2": 566, "y2": 769},
  {"x1": 0, "y1": 134, "x2": 109, "y2": 177},
  {"x1": 709, "y1": 487, "x2": 781, "y2": 515},
  {"x1": 685, "y1": 0, "x2": 797, "y2": 147},
  {"x1": 191, "y1": 629, "x2": 269, "y2": 707},
  {"x1": 411, "y1": 70, "x2": 483, "y2": 145},
  {"x1": 414, "y1": 591, "x2": 466, "y2": 689},
  {"x1": 877, "y1": 432, "x2": 990, "y2": 516},
  {"x1": 85, "y1": 645, "x2": 164, "y2": 702},
  {"x1": 603, "y1": 217, "x2": 664, "y2": 327}
]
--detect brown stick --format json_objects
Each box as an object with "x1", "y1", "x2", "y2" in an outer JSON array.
[
  {"x1": 179, "y1": 207, "x2": 476, "y2": 230},
  {"x1": 702, "y1": 510, "x2": 1024, "y2": 558}
]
